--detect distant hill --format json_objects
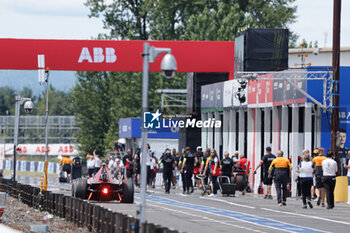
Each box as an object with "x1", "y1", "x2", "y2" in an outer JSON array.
[{"x1": 0, "y1": 70, "x2": 76, "y2": 96}]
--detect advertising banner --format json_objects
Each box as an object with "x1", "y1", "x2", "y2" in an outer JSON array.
[
  {"x1": 2, "y1": 144, "x2": 79, "y2": 156},
  {"x1": 0, "y1": 39, "x2": 235, "y2": 73},
  {"x1": 273, "y1": 79, "x2": 284, "y2": 106},
  {"x1": 215, "y1": 82, "x2": 224, "y2": 109},
  {"x1": 208, "y1": 84, "x2": 216, "y2": 109},
  {"x1": 0, "y1": 160, "x2": 59, "y2": 174},
  {"x1": 257, "y1": 73, "x2": 273, "y2": 107},
  {"x1": 201, "y1": 85, "x2": 210, "y2": 109},
  {"x1": 232, "y1": 79, "x2": 248, "y2": 107},
  {"x1": 223, "y1": 80, "x2": 234, "y2": 108},
  {"x1": 247, "y1": 80, "x2": 258, "y2": 107},
  {"x1": 30, "y1": 162, "x2": 35, "y2": 172}
]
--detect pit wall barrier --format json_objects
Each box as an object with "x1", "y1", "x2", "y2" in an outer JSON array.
[
  {"x1": 0, "y1": 160, "x2": 59, "y2": 174},
  {"x1": 0, "y1": 178, "x2": 180, "y2": 233}
]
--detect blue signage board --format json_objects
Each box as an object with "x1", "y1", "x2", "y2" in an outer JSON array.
[
  {"x1": 119, "y1": 118, "x2": 179, "y2": 139},
  {"x1": 119, "y1": 118, "x2": 142, "y2": 138},
  {"x1": 147, "y1": 119, "x2": 179, "y2": 139},
  {"x1": 319, "y1": 67, "x2": 350, "y2": 151}
]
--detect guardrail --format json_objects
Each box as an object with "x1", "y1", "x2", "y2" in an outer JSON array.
[{"x1": 0, "y1": 178, "x2": 179, "y2": 233}]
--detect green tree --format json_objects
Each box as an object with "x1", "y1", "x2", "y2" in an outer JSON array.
[
  {"x1": 0, "y1": 86, "x2": 16, "y2": 115},
  {"x1": 72, "y1": 72, "x2": 115, "y2": 154},
  {"x1": 34, "y1": 86, "x2": 74, "y2": 115},
  {"x1": 77, "y1": 0, "x2": 297, "y2": 155},
  {"x1": 181, "y1": 0, "x2": 297, "y2": 41}
]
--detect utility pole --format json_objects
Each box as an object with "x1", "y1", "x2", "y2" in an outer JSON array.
[
  {"x1": 331, "y1": 0, "x2": 341, "y2": 159},
  {"x1": 38, "y1": 54, "x2": 49, "y2": 191},
  {"x1": 44, "y1": 68, "x2": 50, "y2": 191}
]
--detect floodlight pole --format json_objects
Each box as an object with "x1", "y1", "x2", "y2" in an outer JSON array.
[
  {"x1": 139, "y1": 43, "x2": 172, "y2": 232},
  {"x1": 331, "y1": 0, "x2": 341, "y2": 161}
]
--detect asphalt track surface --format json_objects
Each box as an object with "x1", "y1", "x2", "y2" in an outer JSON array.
[{"x1": 14, "y1": 176, "x2": 350, "y2": 233}]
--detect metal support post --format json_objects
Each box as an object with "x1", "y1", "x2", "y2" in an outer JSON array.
[
  {"x1": 139, "y1": 42, "x2": 150, "y2": 231},
  {"x1": 331, "y1": 0, "x2": 341, "y2": 157},
  {"x1": 44, "y1": 69, "x2": 50, "y2": 191},
  {"x1": 12, "y1": 97, "x2": 21, "y2": 182}
]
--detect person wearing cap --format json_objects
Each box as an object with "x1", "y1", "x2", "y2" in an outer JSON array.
[
  {"x1": 254, "y1": 146, "x2": 276, "y2": 199},
  {"x1": 60, "y1": 154, "x2": 73, "y2": 178},
  {"x1": 310, "y1": 148, "x2": 319, "y2": 200},
  {"x1": 312, "y1": 147, "x2": 327, "y2": 207},
  {"x1": 322, "y1": 150, "x2": 338, "y2": 209},
  {"x1": 268, "y1": 150, "x2": 291, "y2": 206}
]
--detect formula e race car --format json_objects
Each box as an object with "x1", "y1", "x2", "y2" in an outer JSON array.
[{"x1": 71, "y1": 164, "x2": 134, "y2": 203}]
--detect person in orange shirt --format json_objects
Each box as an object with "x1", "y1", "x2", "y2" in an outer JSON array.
[
  {"x1": 60, "y1": 154, "x2": 73, "y2": 177},
  {"x1": 312, "y1": 147, "x2": 327, "y2": 207},
  {"x1": 268, "y1": 150, "x2": 291, "y2": 206}
]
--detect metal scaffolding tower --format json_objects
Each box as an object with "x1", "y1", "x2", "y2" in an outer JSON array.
[{"x1": 0, "y1": 115, "x2": 79, "y2": 144}]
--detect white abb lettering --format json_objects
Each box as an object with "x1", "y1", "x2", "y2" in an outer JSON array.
[{"x1": 78, "y1": 47, "x2": 117, "y2": 63}]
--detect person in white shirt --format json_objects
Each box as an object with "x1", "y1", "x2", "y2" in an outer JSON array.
[
  {"x1": 322, "y1": 151, "x2": 338, "y2": 209},
  {"x1": 113, "y1": 158, "x2": 123, "y2": 179},
  {"x1": 93, "y1": 150, "x2": 102, "y2": 174},
  {"x1": 87, "y1": 155, "x2": 95, "y2": 177},
  {"x1": 107, "y1": 155, "x2": 115, "y2": 170},
  {"x1": 146, "y1": 144, "x2": 154, "y2": 187},
  {"x1": 298, "y1": 151, "x2": 314, "y2": 209}
]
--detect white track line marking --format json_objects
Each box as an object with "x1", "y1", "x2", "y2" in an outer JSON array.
[
  {"x1": 147, "y1": 202, "x2": 267, "y2": 233},
  {"x1": 135, "y1": 195, "x2": 329, "y2": 233},
  {"x1": 261, "y1": 207, "x2": 350, "y2": 226},
  {"x1": 200, "y1": 196, "x2": 256, "y2": 209}
]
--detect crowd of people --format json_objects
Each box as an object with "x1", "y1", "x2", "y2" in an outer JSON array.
[
  {"x1": 90, "y1": 144, "x2": 252, "y2": 197},
  {"x1": 254, "y1": 145, "x2": 348, "y2": 210},
  {"x1": 61, "y1": 138, "x2": 349, "y2": 209}
]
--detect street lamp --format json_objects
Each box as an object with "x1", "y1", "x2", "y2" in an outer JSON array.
[
  {"x1": 139, "y1": 43, "x2": 177, "y2": 231},
  {"x1": 38, "y1": 54, "x2": 50, "y2": 191},
  {"x1": 12, "y1": 96, "x2": 34, "y2": 182}
]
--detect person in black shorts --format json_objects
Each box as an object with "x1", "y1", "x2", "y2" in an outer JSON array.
[
  {"x1": 254, "y1": 146, "x2": 276, "y2": 199},
  {"x1": 123, "y1": 149, "x2": 134, "y2": 178},
  {"x1": 222, "y1": 152, "x2": 234, "y2": 182},
  {"x1": 181, "y1": 147, "x2": 195, "y2": 194},
  {"x1": 200, "y1": 148, "x2": 211, "y2": 186},
  {"x1": 134, "y1": 148, "x2": 141, "y2": 187},
  {"x1": 159, "y1": 149, "x2": 175, "y2": 194}
]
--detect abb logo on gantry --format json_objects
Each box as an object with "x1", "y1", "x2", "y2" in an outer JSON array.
[{"x1": 78, "y1": 47, "x2": 117, "y2": 63}]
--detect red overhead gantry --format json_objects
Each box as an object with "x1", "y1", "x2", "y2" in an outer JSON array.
[{"x1": 0, "y1": 39, "x2": 235, "y2": 78}]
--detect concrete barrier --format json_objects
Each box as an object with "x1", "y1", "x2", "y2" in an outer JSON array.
[{"x1": 0, "y1": 178, "x2": 180, "y2": 233}]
